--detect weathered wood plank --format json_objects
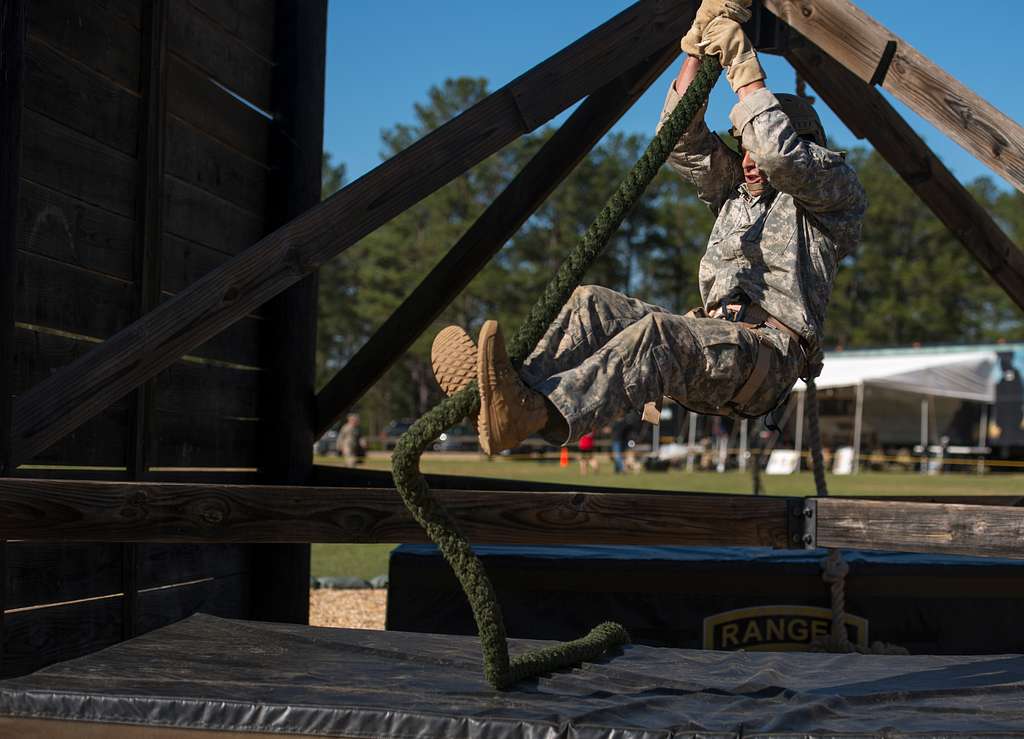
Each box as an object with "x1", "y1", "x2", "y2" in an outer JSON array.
[
  {"x1": 6, "y1": 542, "x2": 121, "y2": 610},
  {"x1": 187, "y1": 0, "x2": 274, "y2": 59},
  {"x1": 163, "y1": 174, "x2": 265, "y2": 256},
  {"x1": 315, "y1": 43, "x2": 679, "y2": 433},
  {"x1": 137, "y1": 572, "x2": 250, "y2": 635},
  {"x1": 181, "y1": 313, "x2": 263, "y2": 368},
  {"x1": 251, "y1": 0, "x2": 326, "y2": 625},
  {"x1": 2, "y1": 596, "x2": 122, "y2": 678},
  {"x1": 166, "y1": 52, "x2": 270, "y2": 165},
  {"x1": 21, "y1": 108, "x2": 137, "y2": 218},
  {"x1": 765, "y1": 0, "x2": 1024, "y2": 194},
  {"x1": 154, "y1": 360, "x2": 260, "y2": 419},
  {"x1": 814, "y1": 498, "x2": 1024, "y2": 558},
  {"x1": 153, "y1": 411, "x2": 259, "y2": 468},
  {"x1": 160, "y1": 233, "x2": 241, "y2": 294},
  {"x1": 8, "y1": 468, "x2": 260, "y2": 483},
  {"x1": 27, "y1": 0, "x2": 140, "y2": 91},
  {"x1": 24, "y1": 35, "x2": 140, "y2": 156},
  {"x1": 128, "y1": 0, "x2": 170, "y2": 481},
  {"x1": 0, "y1": 480, "x2": 792, "y2": 546},
  {"x1": 164, "y1": 116, "x2": 269, "y2": 215},
  {"x1": 12, "y1": 330, "x2": 129, "y2": 468},
  {"x1": 18, "y1": 179, "x2": 135, "y2": 281},
  {"x1": 95, "y1": 0, "x2": 143, "y2": 30},
  {"x1": 1, "y1": 0, "x2": 26, "y2": 484},
  {"x1": 10, "y1": 0, "x2": 701, "y2": 466},
  {"x1": 0, "y1": 1, "x2": 25, "y2": 664},
  {"x1": 138, "y1": 543, "x2": 250, "y2": 589},
  {"x1": 786, "y1": 46, "x2": 1024, "y2": 311},
  {"x1": 167, "y1": 0, "x2": 272, "y2": 110},
  {"x1": 16, "y1": 251, "x2": 133, "y2": 340},
  {"x1": 22, "y1": 406, "x2": 129, "y2": 467}
]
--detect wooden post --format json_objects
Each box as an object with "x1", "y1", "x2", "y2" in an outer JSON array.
[
  {"x1": 314, "y1": 45, "x2": 678, "y2": 434},
  {"x1": 786, "y1": 47, "x2": 1024, "y2": 312},
  {"x1": 123, "y1": 0, "x2": 169, "y2": 641},
  {"x1": 0, "y1": 0, "x2": 26, "y2": 662},
  {"x1": 250, "y1": 0, "x2": 328, "y2": 625}
]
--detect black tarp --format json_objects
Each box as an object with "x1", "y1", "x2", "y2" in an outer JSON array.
[
  {"x1": 388, "y1": 545, "x2": 1024, "y2": 653},
  {"x1": 2, "y1": 613, "x2": 1024, "y2": 736}
]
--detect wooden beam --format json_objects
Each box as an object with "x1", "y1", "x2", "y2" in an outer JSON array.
[
  {"x1": 813, "y1": 498, "x2": 1024, "y2": 559},
  {"x1": 8, "y1": 0, "x2": 699, "y2": 467},
  {"x1": 0, "y1": 0, "x2": 27, "y2": 670},
  {"x1": 765, "y1": 0, "x2": 1024, "y2": 194},
  {"x1": 787, "y1": 46, "x2": 1024, "y2": 311},
  {"x1": 0, "y1": 479, "x2": 793, "y2": 547},
  {"x1": 127, "y1": 0, "x2": 169, "y2": 479},
  {"x1": 314, "y1": 45, "x2": 679, "y2": 434},
  {"x1": 0, "y1": 0, "x2": 25, "y2": 475},
  {"x1": 123, "y1": 0, "x2": 169, "y2": 640},
  {"x1": 249, "y1": 0, "x2": 328, "y2": 626}
]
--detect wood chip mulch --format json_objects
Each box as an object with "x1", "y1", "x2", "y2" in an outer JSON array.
[{"x1": 309, "y1": 588, "x2": 387, "y2": 630}]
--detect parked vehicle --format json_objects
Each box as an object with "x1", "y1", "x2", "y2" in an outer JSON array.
[
  {"x1": 380, "y1": 419, "x2": 415, "y2": 450},
  {"x1": 432, "y1": 424, "x2": 478, "y2": 452},
  {"x1": 314, "y1": 429, "x2": 339, "y2": 456}
]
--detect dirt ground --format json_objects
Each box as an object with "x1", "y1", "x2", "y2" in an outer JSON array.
[{"x1": 309, "y1": 588, "x2": 387, "y2": 630}]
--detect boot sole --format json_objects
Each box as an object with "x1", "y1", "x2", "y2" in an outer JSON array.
[
  {"x1": 431, "y1": 326, "x2": 477, "y2": 397},
  {"x1": 476, "y1": 320, "x2": 499, "y2": 456}
]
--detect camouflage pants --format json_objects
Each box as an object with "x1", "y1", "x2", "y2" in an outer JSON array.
[{"x1": 520, "y1": 285, "x2": 804, "y2": 443}]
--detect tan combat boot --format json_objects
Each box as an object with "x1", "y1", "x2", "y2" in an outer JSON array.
[
  {"x1": 431, "y1": 326, "x2": 477, "y2": 397},
  {"x1": 476, "y1": 320, "x2": 548, "y2": 455}
]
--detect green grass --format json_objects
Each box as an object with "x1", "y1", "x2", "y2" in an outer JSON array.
[
  {"x1": 311, "y1": 542, "x2": 396, "y2": 580},
  {"x1": 310, "y1": 454, "x2": 1024, "y2": 578}
]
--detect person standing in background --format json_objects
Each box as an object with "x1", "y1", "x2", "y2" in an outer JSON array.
[{"x1": 337, "y1": 413, "x2": 364, "y2": 467}]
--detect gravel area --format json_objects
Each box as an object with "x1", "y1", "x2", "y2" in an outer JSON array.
[{"x1": 309, "y1": 588, "x2": 387, "y2": 630}]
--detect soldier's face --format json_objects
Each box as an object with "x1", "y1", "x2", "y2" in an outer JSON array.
[{"x1": 741, "y1": 150, "x2": 766, "y2": 188}]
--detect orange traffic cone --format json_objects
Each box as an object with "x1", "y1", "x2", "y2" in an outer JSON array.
[{"x1": 559, "y1": 446, "x2": 570, "y2": 468}]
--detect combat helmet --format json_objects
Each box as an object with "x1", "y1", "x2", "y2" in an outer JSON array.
[
  {"x1": 774, "y1": 93, "x2": 826, "y2": 146},
  {"x1": 731, "y1": 93, "x2": 826, "y2": 147}
]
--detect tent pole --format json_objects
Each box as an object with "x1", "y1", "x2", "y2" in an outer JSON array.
[
  {"x1": 686, "y1": 412, "x2": 697, "y2": 472},
  {"x1": 739, "y1": 418, "x2": 748, "y2": 472},
  {"x1": 979, "y1": 404, "x2": 990, "y2": 475},
  {"x1": 852, "y1": 382, "x2": 864, "y2": 475},
  {"x1": 920, "y1": 397, "x2": 929, "y2": 474},
  {"x1": 794, "y1": 390, "x2": 805, "y2": 472},
  {"x1": 979, "y1": 404, "x2": 989, "y2": 447}
]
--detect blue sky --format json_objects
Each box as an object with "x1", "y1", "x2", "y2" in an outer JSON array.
[{"x1": 325, "y1": 1, "x2": 1022, "y2": 191}]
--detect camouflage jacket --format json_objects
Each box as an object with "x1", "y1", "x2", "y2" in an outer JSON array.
[{"x1": 658, "y1": 85, "x2": 867, "y2": 371}]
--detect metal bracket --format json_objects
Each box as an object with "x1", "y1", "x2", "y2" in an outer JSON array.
[
  {"x1": 869, "y1": 40, "x2": 898, "y2": 87},
  {"x1": 747, "y1": 0, "x2": 794, "y2": 55},
  {"x1": 787, "y1": 498, "x2": 817, "y2": 548},
  {"x1": 801, "y1": 499, "x2": 817, "y2": 549}
]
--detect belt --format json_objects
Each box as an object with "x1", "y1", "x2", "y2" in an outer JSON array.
[
  {"x1": 705, "y1": 303, "x2": 804, "y2": 413},
  {"x1": 707, "y1": 303, "x2": 802, "y2": 347}
]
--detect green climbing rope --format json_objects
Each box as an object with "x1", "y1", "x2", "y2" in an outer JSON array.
[{"x1": 391, "y1": 56, "x2": 722, "y2": 690}]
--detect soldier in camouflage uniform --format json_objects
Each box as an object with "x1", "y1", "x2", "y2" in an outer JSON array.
[{"x1": 432, "y1": 0, "x2": 866, "y2": 455}]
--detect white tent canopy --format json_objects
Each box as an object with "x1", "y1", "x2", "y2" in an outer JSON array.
[
  {"x1": 788, "y1": 348, "x2": 998, "y2": 474},
  {"x1": 794, "y1": 349, "x2": 996, "y2": 403}
]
